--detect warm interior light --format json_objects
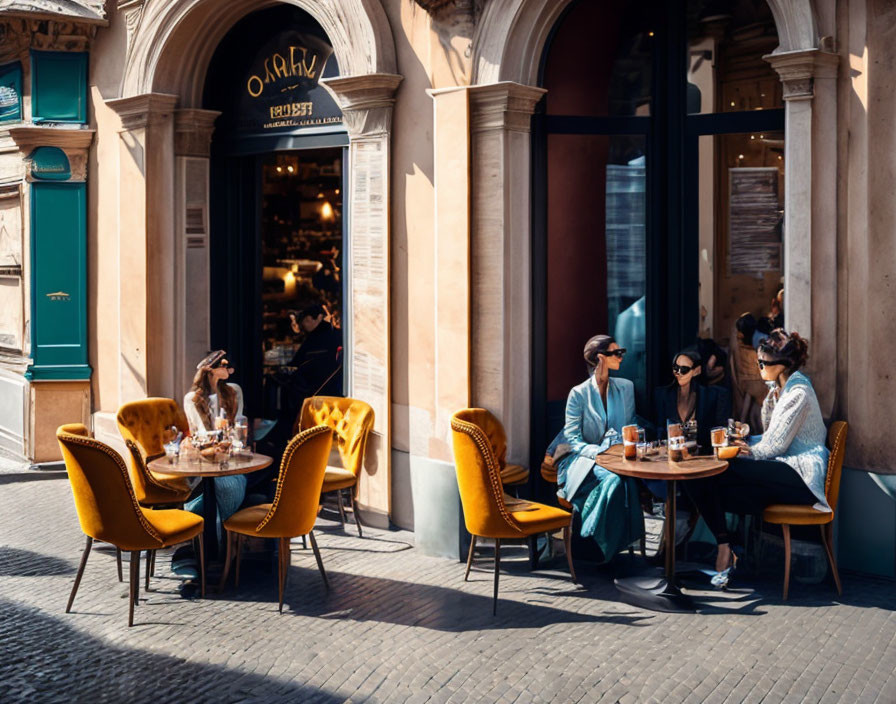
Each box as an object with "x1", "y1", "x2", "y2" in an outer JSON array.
[
  {"x1": 276, "y1": 166, "x2": 283, "y2": 173},
  {"x1": 317, "y1": 192, "x2": 325, "y2": 199},
  {"x1": 335, "y1": 188, "x2": 340, "y2": 195},
  {"x1": 287, "y1": 165, "x2": 295, "y2": 174},
  {"x1": 320, "y1": 201, "x2": 334, "y2": 221}
]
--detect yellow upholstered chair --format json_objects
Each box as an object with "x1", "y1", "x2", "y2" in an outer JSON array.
[
  {"x1": 219, "y1": 424, "x2": 333, "y2": 613},
  {"x1": 57, "y1": 424, "x2": 205, "y2": 627},
  {"x1": 294, "y1": 396, "x2": 374, "y2": 537},
  {"x1": 763, "y1": 421, "x2": 848, "y2": 600},
  {"x1": 451, "y1": 409, "x2": 576, "y2": 614},
  {"x1": 116, "y1": 398, "x2": 193, "y2": 508}
]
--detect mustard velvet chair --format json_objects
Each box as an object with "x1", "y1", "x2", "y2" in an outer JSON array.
[
  {"x1": 763, "y1": 421, "x2": 848, "y2": 600},
  {"x1": 450, "y1": 409, "x2": 576, "y2": 615},
  {"x1": 294, "y1": 396, "x2": 374, "y2": 537},
  {"x1": 116, "y1": 398, "x2": 193, "y2": 508},
  {"x1": 57, "y1": 424, "x2": 205, "y2": 627},
  {"x1": 219, "y1": 424, "x2": 333, "y2": 613}
]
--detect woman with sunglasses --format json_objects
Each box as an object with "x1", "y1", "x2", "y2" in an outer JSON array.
[
  {"x1": 684, "y1": 329, "x2": 830, "y2": 588},
  {"x1": 546, "y1": 335, "x2": 643, "y2": 563},
  {"x1": 655, "y1": 348, "x2": 731, "y2": 451}
]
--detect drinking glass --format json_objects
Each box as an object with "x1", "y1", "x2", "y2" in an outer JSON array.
[
  {"x1": 231, "y1": 420, "x2": 248, "y2": 454},
  {"x1": 163, "y1": 441, "x2": 179, "y2": 464},
  {"x1": 622, "y1": 424, "x2": 639, "y2": 460},
  {"x1": 711, "y1": 426, "x2": 728, "y2": 458}
]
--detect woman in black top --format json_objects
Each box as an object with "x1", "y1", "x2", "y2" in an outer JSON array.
[{"x1": 654, "y1": 348, "x2": 731, "y2": 450}]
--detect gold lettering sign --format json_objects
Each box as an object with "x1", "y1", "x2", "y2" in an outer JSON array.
[
  {"x1": 246, "y1": 46, "x2": 320, "y2": 99},
  {"x1": 46, "y1": 290, "x2": 71, "y2": 301}
]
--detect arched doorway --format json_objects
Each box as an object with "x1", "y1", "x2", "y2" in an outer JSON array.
[
  {"x1": 203, "y1": 5, "x2": 347, "y2": 433},
  {"x1": 108, "y1": 0, "x2": 401, "y2": 526},
  {"x1": 531, "y1": 0, "x2": 787, "y2": 450}
]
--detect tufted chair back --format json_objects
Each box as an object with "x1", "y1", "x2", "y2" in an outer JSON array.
[
  {"x1": 57, "y1": 424, "x2": 163, "y2": 552},
  {"x1": 450, "y1": 409, "x2": 520, "y2": 539},
  {"x1": 296, "y1": 396, "x2": 374, "y2": 478},
  {"x1": 117, "y1": 398, "x2": 190, "y2": 457},
  {"x1": 255, "y1": 425, "x2": 333, "y2": 537},
  {"x1": 825, "y1": 421, "x2": 849, "y2": 513},
  {"x1": 117, "y1": 399, "x2": 190, "y2": 502}
]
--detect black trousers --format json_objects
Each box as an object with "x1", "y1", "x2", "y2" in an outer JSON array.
[{"x1": 684, "y1": 457, "x2": 817, "y2": 545}]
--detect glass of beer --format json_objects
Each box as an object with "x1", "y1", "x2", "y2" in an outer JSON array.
[
  {"x1": 711, "y1": 426, "x2": 728, "y2": 458},
  {"x1": 622, "y1": 424, "x2": 639, "y2": 460},
  {"x1": 667, "y1": 421, "x2": 683, "y2": 441},
  {"x1": 668, "y1": 435, "x2": 685, "y2": 462}
]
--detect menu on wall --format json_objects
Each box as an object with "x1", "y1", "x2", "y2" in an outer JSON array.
[
  {"x1": 728, "y1": 167, "x2": 782, "y2": 277},
  {"x1": 348, "y1": 139, "x2": 388, "y2": 429}
]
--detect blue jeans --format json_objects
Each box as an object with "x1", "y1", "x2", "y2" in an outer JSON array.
[{"x1": 185, "y1": 475, "x2": 248, "y2": 541}]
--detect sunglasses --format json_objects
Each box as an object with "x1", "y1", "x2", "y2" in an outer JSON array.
[
  {"x1": 672, "y1": 363, "x2": 695, "y2": 375},
  {"x1": 757, "y1": 358, "x2": 788, "y2": 370},
  {"x1": 600, "y1": 348, "x2": 627, "y2": 358}
]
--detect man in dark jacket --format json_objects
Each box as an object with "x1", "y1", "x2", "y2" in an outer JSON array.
[{"x1": 288, "y1": 304, "x2": 343, "y2": 399}]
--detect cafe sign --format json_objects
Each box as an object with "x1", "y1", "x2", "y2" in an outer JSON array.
[{"x1": 237, "y1": 30, "x2": 342, "y2": 133}]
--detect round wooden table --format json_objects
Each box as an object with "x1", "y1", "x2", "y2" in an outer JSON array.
[
  {"x1": 598, "y1": 444, "x2": 727, "y2": 612},
  {"x1": 150, "y1": 452, "x2": 273, "y2": 560}
]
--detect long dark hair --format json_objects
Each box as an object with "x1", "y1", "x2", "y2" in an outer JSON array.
[
  {"x1": 190, "y1": 350, "x2": 238, "y2": 430},
  {"x1": 758, "y1": 329, "x2": 809, "y2": 372}
]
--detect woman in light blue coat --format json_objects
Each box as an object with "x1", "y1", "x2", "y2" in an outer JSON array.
[
  {"x1": 548, "y1": 335, "x2": 643, "y2": 563},
  {"x1": 685, "y1": 329, "x2": 829, "y2": 588}
]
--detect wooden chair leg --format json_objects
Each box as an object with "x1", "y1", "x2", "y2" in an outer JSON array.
[
  {"x1": 144, "y1": 549, "x2": 152, "y2": 592},
  {"x1": 348, "y1": 490, "x2": 363, "y2": 538},
  {"x1": 308, "y1": 531, "x2": 329, "y2": 591},
  {"x1": 197, "y1": 536, "x2": 206, "y2": 599},
  {"x1": 529, "y1": 534, "x2": 541, "y2": 570},
  {"x1": 218, "y1": 530, "x2": 234, "y2": 592},
  {"x1": 116, "y1": 547, "x2": 123, "y2": 582},
  {"x1": 66, "y1": 536, "x2": 92, "y2": 613},
  {"x1": 301, "y1": 534, "x2": 307, "y2": 549},
  {"x1": 465, "y1": 535, "x2": 477, "y2": 581},
  {"x1": 492, "y1": 538, "x2": 501, "y2": 616},
  {"x1": 820, "y1": 522, "x2": 843, "y2": 596},
  {"x1": 563, "y1": 524, "x2": 578, "y2": 583},
  {"x1": 150, "y1": 549, "x2": 156, "y2": 578},
  {"x1": 278, "y1": 537, "x2": 287, "y2": 614},
  {"x1": 128, "y1": 550, "x2": 139, "y2": 627},
  {"x1": 235, "y1": 534, "x2": 243, "y2": 588},
  {"x1": 336, "y1": 490, "x2": 348, "y2": 527},
  {"x1": 782, "y1": 524, "x2": 792, "y2": 601}
]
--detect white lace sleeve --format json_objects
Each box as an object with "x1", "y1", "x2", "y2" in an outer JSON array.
[{"x1": 751, "y1": 389, "x2": 809, "y2": 460}]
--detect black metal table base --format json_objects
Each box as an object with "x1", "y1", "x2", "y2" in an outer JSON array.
[
  {"x1": 614, "y1": 570, "x2": 696, "y2": 613},
  {"x1": 201, "y1": 477, "x2": 218, "y2": 561}
]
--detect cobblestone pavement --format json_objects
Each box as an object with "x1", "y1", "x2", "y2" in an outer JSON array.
[{"x1": 2, "y1": 459, "x2": 896, "y2": 703}]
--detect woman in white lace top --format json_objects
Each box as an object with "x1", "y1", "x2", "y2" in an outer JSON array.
[{"x1": 685, "y1": 329, "x2": 829, "y2": 588}]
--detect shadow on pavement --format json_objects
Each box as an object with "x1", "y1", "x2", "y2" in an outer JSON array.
[
  {"x1": 0, "y1": 471, "x2": 67, "y2": 487},
  {"x1": 0, "y1": 598, "x2": 343, "y2": 703},
  {"x1": 0, "y1": 547, "x2": 76, "y2": 577}
]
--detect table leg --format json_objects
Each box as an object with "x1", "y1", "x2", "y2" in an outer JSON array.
[
  {"x1": 614, "y1": 478, "x2": 695, "y2": 613},
  {"x1": 201, "y1": 477, "x2": 218, "y2": 561},
  {"x1": 665, "y1": 479, "x2": 677, "y2": 585}
]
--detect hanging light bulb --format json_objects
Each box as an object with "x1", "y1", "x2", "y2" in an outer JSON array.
[{"x1": 320, "y1": 201, "x2": 334, "y2": 221}]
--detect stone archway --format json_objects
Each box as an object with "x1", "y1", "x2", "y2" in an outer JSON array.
[
  {"x1": 468, "y1": 0, "x2": 839, "y2": 433},
  {"x1": 102, "y1": 0, "x2": 401, "y2": 526}
]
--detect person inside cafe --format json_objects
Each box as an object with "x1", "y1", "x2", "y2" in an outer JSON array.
[
  {"x1": 729, "y1": 313, "x2": 769, "y2": 427},
  {"x1": 287, "y1": 303, "x2": 343, "y2": 399},
  {"x1": 545, "y1": 335, "x2": 644, "y2": 563},
  {"x1": 683, "y1": 329, "x2": 830, "y2": 589}
]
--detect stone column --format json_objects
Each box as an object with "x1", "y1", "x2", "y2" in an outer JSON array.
[
  {"x1": 765, "y1": 50, "x2": 839, "y2": 414},
  {"x1": 322, "y1": 73, "x2": 402, "y2": 528},
  {"x1": 468, "y1": 82, "x2": 545, "y2": 465},
  {"x1": 173, "y1": 108, "x2": 219, "y2": 398},
  {"x1": 105, "y1": 93, "x2": 178, "y2": 403}
]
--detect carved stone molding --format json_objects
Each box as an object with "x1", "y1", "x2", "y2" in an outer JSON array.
[
  {"x1": 106, "y1": 93, "x2": 179, "y2": 131},
  {"x1": 0, "y1": 16, "x2": 101, "y2": 62},
  {"x1": 321, "y1": 74, "x2": 402, "y2": 137},
  {"x1": 765, "y1": 49, "x2": 839, "y2": 101},
  {"x1": 468, "y1": 81, "x2": 546, "y2": 133},
  {"x1": 174, "y1": 109, "x2": 220, "y2": 157},
  {"x1": 9, "y1": 126, "x2": 95, "y2": 182}
]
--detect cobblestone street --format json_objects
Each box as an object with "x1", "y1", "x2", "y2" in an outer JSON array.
[{"x1": 2, "y1": 458, "x2": 896, "y2": 704}]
